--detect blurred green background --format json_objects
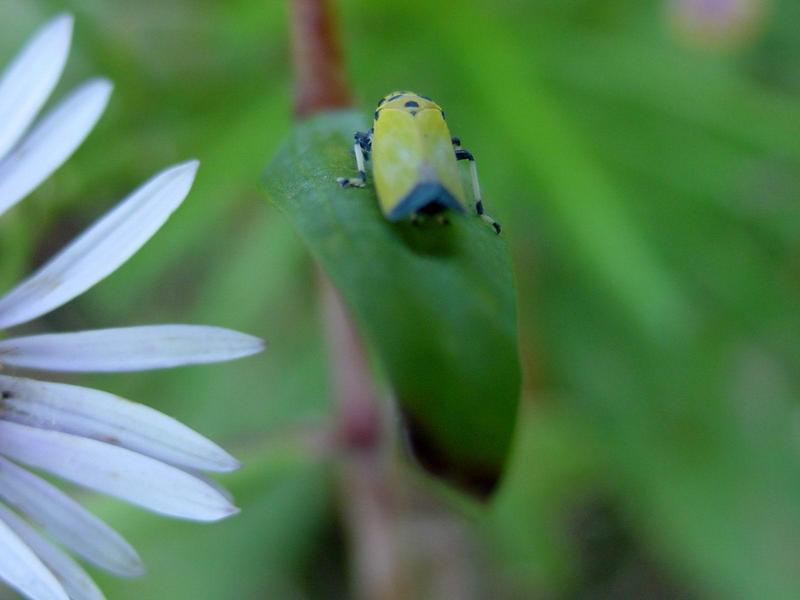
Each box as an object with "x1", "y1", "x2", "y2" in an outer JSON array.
[{"x1": 2, "y1": 0, "x2": 800, "y2": 598}]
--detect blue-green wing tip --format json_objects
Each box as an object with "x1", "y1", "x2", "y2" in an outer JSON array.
[{"x1": 387, "y1": 183, "x2": 467, "y2": 221}]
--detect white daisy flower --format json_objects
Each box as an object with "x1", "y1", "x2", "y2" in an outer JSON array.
[{"x1": 0, "y1": 14, "x2": 264, "y2": 600}]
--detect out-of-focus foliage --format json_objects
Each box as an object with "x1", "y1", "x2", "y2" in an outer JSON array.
[{"x1": 1, "y1": 0, "x2": 800, "y2": 598}]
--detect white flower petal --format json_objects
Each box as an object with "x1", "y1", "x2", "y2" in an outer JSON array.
[
  {"x1": 186, "y1": 470, "x2": 236, "y2": 503},
  {"x1": 0, "y1": 504, "x2": 105, "y2": 600},
  {"x1": 0, "y1": 161, "x2": 199, "y2": 329},
  {"x1": 0, "y1": 421, "x2": 238, "y2": 521},
  {"x1": 0, "y1": 456, "x2": 143, "y2": 577},
  {"x1": 0, "y1": 13, "x2": 72, "y2": 161},
  {"x1": 0, "y1": 514, "x2": 67, "y2": 600},
  {"x1": 0, "y1": 325, "x2": 264, "y2": 372},
  {"x1": 0, "y1": 375, "x2": 239, "y2": 472},
  {"x1": 0, "y1": 78, "x2": 112, "y2": 218}
]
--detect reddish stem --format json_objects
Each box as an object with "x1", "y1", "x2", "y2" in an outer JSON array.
[
  {"x1": 321, "y1": 277, "x2": 381, "y2": 451},
  {"x1": 288, "y1": 0, "x2": 353, "y2": 117},
  {"x1": 288, "y1": 1, "x2": 402, "y2": 596}
]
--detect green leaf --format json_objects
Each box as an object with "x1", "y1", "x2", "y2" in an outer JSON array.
[{"x1": 263, "y1": 111, "x2": 521, "y2": 492}]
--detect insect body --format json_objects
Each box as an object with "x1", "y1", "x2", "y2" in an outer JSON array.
[{"x1": 337, "y1": 91, "x2": 500, "y2": 233}]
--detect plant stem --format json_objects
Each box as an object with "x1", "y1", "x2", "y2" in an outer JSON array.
[
  {"x1": 288, "y1": 0, "x2": 352, "y2": 117},
  {"x1": 287, "y1": 1, "x2": 402, "y2": 596},
  {"x1": 321, "y1": 278, "x2": 381, "y2": 451},
  {"x1": 321, "y1": 278, "x2": 406, "y2": 600}
]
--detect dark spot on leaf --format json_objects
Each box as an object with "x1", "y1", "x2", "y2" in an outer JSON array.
[{"x1": 402, "y1": 409, "x2": 500, "y2": 499}]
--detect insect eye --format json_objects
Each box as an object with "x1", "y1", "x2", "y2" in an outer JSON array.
[{"x1": 404, "y1": 100, "x2": 420, "y2": 108}]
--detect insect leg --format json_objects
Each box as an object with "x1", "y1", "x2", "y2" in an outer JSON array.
[
  {"x1": 336, "y1": 130, "x2": 371, "y2": 188},
  {"x1": 453, "y1": 141, "x2": 501, "y2": 234},
  {"x1": 356, "y1": 129, "x2": 373, "y2": 159}
]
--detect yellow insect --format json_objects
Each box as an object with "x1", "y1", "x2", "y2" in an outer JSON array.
[{"x1": 337, "y1": 91, "x2": 500, "y2": 233}]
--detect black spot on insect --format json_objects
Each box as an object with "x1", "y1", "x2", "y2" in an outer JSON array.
[
  {"x1": 441, "y1": 110, "x2": 446, "y2": 120},
  {"x1": 377, "y1": 97, "x2": 386, "y2": 106},
  {"x1": 420, "y1": 95, "x2": 432, "y2": 101},
  {"x1": 405, "y1": 100, "x2": 419, "y2": 108},
  {"x1": 374, "y1": 111, "x2": 380, "y2": 121},
  {"x1": 389, "y1": 94, "x2": 403, "y2": 101},
  {"x1": 1, "y1": 391, "x2": 11, "y2": 400}
]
